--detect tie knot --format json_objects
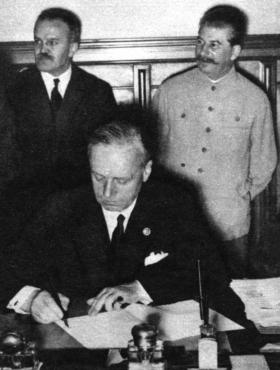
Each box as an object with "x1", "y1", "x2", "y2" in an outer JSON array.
[
  {"x1": 117, "y1": 214, "x2": 125, "y2": 225},
  {"x1": 53, "y1": 78, "x2": 60, "y2": 88}
]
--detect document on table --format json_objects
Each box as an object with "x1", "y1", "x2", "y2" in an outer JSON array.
[
  {"x1": 231, "y1": 277, "x2": 280, "y2": 327},
  {"x1": 230, "y1": 355, "x2": 269, "y2": 370},
  {"x1": 56, "y1": 300, "x2": 242, "y2": 349}
]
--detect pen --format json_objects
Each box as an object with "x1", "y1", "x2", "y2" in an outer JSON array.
[
  {"x1": 47, "y1": 275, "x2": 69, "y2": 327},
  {"x1": 197, "y1": 259, "x2": 208, "y2": 325}
]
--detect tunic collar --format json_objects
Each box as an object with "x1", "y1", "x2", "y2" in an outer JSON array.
[{"x1": 197, "y1": 66, "x2": 237, "y2": 86}]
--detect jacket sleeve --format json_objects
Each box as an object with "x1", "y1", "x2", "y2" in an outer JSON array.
[
  {"x1": 0, "y1": 192, "x2": 71, "y2": 311},
  {"x1": 249, "y1": 94, "x2": 277, "y2": 199}
]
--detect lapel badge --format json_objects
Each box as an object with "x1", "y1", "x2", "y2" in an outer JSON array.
[{"x1": 142, "y1": 227, "x2": 151, "y2": 236}]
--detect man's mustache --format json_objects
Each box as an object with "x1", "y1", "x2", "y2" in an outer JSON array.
[
  {"x1": 197, "y1": 56, "x2": 217, "y2": 64},
  {"x1": 37, "y1": 53, "x2": 53, "y2": 61}
]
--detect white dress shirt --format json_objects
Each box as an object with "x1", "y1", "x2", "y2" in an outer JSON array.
[
  {"x1": 102, "y1": 199, "x2": 136, "y2": 239},
  {"x1": 41, "y1": 66, "x2": 72, "y2": 99}
]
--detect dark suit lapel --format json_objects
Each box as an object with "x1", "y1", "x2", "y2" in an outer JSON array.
[
  {"x1": 56, "y1": 65, "x2": 85, "y2": 124},
  {"x1": 72, "y1": 195, "x2": 112, "y2": 290},
  {"x1": 115, "y1": 188, "x2": 155, "y2": 281},
  {"x1": 125, "y1": 185, "x2": 154, "y2": 250},
  {"x1": 75, "y1": 203, "x2": 109, "y2": 264},
  {"x1": 29, "y1": 70, "x2": 53, "y2": 124}
]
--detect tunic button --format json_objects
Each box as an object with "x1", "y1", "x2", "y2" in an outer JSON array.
[
  {"x1": 202, "y1": 147, "x2": 207, "y2": 153},
  {"x1": 198, "y1": 168, "x2": 203, "y2": 173},
  {"x1": 235, "y1": 116, "x2": 241, "y2": 121},
  {"x1": 180, "y1": 163, "x2": 186, "y2": 167},
  {"x1": 208, "y1": 106, "x2": 214, "y2": 111},
  {"x1": 181, "y1": 113, "x2": 186, "y2": 118},
  {"x1": 206, "y1": 127, "x2": 211, "y2": 133},
  {"x1": 211, "y1": 86, "x2": 216, "y2": 91}
]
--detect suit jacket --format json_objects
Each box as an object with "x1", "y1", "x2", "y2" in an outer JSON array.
[
  {"x1": 1, "y1": 179, "x2": 254, "y2": 329},
  {"x1": 2, "y1": 64, "x2": 116, "y2": 246},
  {"x1": 7, "y1": 64, "x2": 116, "y2": 190}
]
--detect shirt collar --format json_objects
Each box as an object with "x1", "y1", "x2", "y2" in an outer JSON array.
[
  {"x1": 41, "y1": 65, "x2": 72, "y2": 99},
  {"x1": 102, "y1": 198, "x2": 137, "y2": 225},
  {"x1": 102, "y1": 198, "x2": 137, "y2": 239}
]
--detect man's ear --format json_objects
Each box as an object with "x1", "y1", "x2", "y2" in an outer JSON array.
[
  {"x1": 69, "y1": 42, "x2": 78, "y2": 58},
  {"x1": 143, "y1": 160, "x2": 153, "y2": 182},
  {"x1": 230, "y1": 44, "x2": 241, "y2": 61}
]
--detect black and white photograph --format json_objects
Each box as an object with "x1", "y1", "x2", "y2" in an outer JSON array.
[{"x1": 0, "y1": 0, "x2": 279, "y2": 368}]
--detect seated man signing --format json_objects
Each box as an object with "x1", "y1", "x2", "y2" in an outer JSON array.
[{"x1": 2, "y1": 111, "x2": 254, "y2": 330}]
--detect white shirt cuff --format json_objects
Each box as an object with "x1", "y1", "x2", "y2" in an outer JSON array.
[
  {"x1": 7, "y1": 286, "x2": 40, "y2": 314},
  {"x1": 135, "y1": 280, "x2": 153, "y2": 305}
]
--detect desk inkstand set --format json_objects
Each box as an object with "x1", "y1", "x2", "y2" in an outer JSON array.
[
  {"x1": 126, "y1": 260, "x2": 226, "y2": 370},
  {"x1": 127, "y1": 323, "x2": 165, "y2": 370},
  {"x1": 0, "y1": 331, "x2": 40, "y2": 370},
  {"x1": 126, "y1": 321, "x2": 227, "y2": 370}
]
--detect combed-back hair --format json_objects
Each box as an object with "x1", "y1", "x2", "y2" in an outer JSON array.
[
  {"x1": 88, "y1": 104, "x2": 158, "y2": 164},
  {"x1": 35, "y1": 7, "x2": 82, "y2": 43},
  {"x1": 199, "y1": 5, "x2": 248, "y2": 46}
]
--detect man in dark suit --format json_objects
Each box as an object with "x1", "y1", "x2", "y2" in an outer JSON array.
[
  {"x1": 3, "y1": 114, "x2": 256, "y2": 333},
  {"x1": 4, "y1": 7, "x2": 116, "y2": 244}
]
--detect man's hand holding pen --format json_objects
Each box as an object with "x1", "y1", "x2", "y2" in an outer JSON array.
[{"x1": 30, "y1": 290, "x2": 70, "y2": 325}]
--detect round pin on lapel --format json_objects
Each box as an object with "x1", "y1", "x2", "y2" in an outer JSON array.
[{"x1": 142, "y1": 227, "x2": 151, "y2": 236}]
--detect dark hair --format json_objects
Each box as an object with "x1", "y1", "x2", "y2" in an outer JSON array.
[
  {"x1": 88, "y1": 104, "x2": 158, "y2": 164},
  {"x1": 35, "y1": 7, "x2": 81, "y2": 43},
  {"x1": 199, "y1": 5, "x2": 248, "y2": 46}
]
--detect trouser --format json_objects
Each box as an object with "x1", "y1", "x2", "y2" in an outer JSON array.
[{"x1": 221, "y1": 235, "x2": 249, "y2": 279}]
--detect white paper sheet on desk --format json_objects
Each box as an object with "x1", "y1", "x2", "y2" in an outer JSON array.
[
  {"x1": 231, "y1": 277, "x2": 280, "y2": 327},
  {"x1": 56, "y1": 300, "x2": 242, "y2": 349},
  {"x1": 230, "y1": 354, "x2": 269, "y2": 370}
]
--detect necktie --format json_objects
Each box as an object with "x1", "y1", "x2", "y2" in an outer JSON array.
[
  {"x1": 108, "y1": 214, "x2": 125, "y2": 277},
  {"x1": 51, "y1": 78, "x2": 62, "y2": 117}
]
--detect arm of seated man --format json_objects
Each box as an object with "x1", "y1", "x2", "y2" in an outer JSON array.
[
  {"x1": 7, "y1": 286, "x2": 41, "y2": 314},
  {"x1": 7, "y1": 287, "x2": 70, "y2": 324},
  {"x1": 87, "y1": 280, "x2": 152, "y2": 316},
  {"x1": 31, "y1": 290, "x2": 70, "y2": 324}
]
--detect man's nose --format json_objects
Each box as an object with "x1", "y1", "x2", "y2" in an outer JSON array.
[
  {"x1": 103, "y1": 180, "x2": 114, "y2": 198},
  {"x1": 36, "y1": 41, "x2": 47, "y2": 54},
  {"x1": 199, "y1": 43, "x2": 210, "y2": 57}
]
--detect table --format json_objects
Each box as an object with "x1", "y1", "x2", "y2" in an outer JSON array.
[
  {"x1": 0, "y1": 312, "x2": 107, "y2": 369},
  {"x1": 0, "y1": 312, "x2": 279, "y2": 370}
]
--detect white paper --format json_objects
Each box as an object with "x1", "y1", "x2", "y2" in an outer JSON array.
[
  {"x1": 56, "y1": 300, "x2": 242, "y2": 348},
  {"x1": 231, "y1": 277, "x2": 280, "y2": 326},
  {"x1": 230, "y1": 355, "x2": 269, "y2": 370},
  {"x1": 260, "y1": 342, "x2": 280, "y2": 352},
  {"x1": 57, "y1": 309, "x2": 142, "y2": 348}
]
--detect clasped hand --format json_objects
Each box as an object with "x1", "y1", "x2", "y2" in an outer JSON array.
[{"x1": 87, "y1": 281, "x2": 140, "y2": 316}]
